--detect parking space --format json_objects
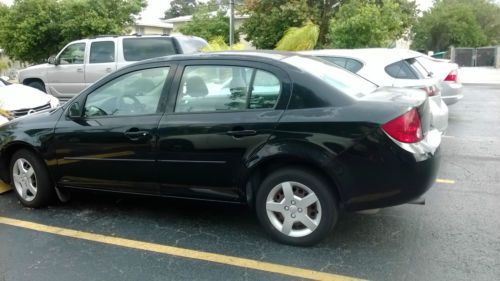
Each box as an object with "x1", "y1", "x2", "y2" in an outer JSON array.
[{"x1": 1, "y1": 85, "x2": 499, "y2": 281}]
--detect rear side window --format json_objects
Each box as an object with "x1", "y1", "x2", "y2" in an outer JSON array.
[
  {"x1": 319, "y1": 56, "x2": 363, "y2": 73},
  {"x1": 250, "y1": 70, "x2": 281, "y2": 109},
  {"x1": 174, "y1": 65, "x2": 281, "y2": 113},
  {"x1": 385, "y1": 60, "x2": 419, "y2": 79},
  {"x1": 89, "y1": 41, "x2": 115, "y2": 63},
  {"x1": 123, "y1": 38, "x2": 177, "y2": 61},
  {"x1": 408, "y1": 58, "x2": 430, "y2": 77}
]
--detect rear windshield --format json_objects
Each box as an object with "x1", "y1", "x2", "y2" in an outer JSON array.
[
  {"x1": 175, "y1": 37, "x2": 208, "y2": 53},
  {"x1": 283, "y1": 56, "x2": 377, "y2": 99},
  {"x1": 123, "y1": 38, "x2": 177, "y2": 61},
  {"x1": 318, "y1": 56, "x2": 364, "y2": 73}
]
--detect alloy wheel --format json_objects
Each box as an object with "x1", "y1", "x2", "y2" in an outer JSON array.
[
  {"x1": 265, "y1": 181, "x2": 322, "y2": 238},
  {"x1": 12, "y1": 158, "x2": 38, "y2": 202}
]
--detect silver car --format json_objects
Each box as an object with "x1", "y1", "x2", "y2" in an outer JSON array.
[
  {"x1": 300, "y1": 48, "x2": 449, "y2": 133},
  {"x1": 18, "y1": 35, "x2": 208, "y2": 103},
  {"x1": 410, "y1": 52, "x2": 463, "y2": 105}
]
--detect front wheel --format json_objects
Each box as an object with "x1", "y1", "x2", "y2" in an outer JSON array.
[
  {"x1": 10, "y1": 149, "x2": 55, "y2": 208},
  {"x1": 27, "y1": 81, "x2": 46, "y2": 93},
  {"x1": 255, "y1": 167, "x2": 338, "y2": 246}
]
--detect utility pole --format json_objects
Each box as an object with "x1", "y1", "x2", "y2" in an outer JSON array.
[{"x1": 229, "y1": 0, "x2": 234, "y2": 47}]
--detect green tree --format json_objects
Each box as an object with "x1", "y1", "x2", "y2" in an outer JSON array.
[
  {"x1": 178, "y1": 8, "x2": 239, "y2": 44},
  {"x1": 164, "y1": 0, "x2": 198, "y2": 19},
  {"x1": 329, "y1": 0, "x2": 412, "y2": 48},
  {"x1": 242, "y1": 0, "x2": 416, "y2": 49},
  {"x1": 412, "y1": 0, "x2": 500, "y2": 51},
  {"x1": 241, "y1": 0, "x2": 312, "y2": 49},
  {"x1": 0, "y1": 0, "x2": 144, "y2": 63}
]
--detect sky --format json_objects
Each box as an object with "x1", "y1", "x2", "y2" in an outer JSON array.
[{"x1": 141, "y1": 0, "x2": 170, "y2": 20}]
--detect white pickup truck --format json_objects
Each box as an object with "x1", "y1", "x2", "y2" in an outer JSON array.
[{"x1": 18, "y1": 35, "x2": 207, "y2": 102}]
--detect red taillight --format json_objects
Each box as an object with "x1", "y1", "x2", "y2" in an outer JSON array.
[
  {"x1": 444, "y1": 70, "x2": 458, "y2": 82},
  {"x1": 382, "y1": 108, "x2": 423, "y2": 143}
]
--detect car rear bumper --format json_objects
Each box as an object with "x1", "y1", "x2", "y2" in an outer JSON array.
[
  {"x1": 335, "y1": 129, "x2": 441, "y2": 211},
  {"x1": 429, "y1": 96, "x2": 448, "y2": 132},
  {"x1": 440, "y1": 82, "x2": 463, "y2": 106}
]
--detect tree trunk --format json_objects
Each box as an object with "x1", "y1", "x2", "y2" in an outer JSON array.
[{"x1": 316, "y1": 0, "x2": 340, "y2": 48}]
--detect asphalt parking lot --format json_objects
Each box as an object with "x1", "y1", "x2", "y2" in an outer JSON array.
[{"x1": 1, "y1": 84, "x2": 499, "y2": 281}]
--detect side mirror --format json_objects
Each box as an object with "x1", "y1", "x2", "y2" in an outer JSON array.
[
  {"x1": 48, "y1": 55, "x2": 59, "y2": 65},
  {"x1": 68, "y1": 102, "x2": 82, "y2": 118}
]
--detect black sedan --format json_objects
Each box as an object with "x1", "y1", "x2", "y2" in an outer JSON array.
[{"x1": 0, "y1": 52, "x2": 441, "y2": 246}]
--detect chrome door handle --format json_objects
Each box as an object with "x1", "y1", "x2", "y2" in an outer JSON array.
[
  {"x1": 226, "y1": 130, "x2": 257, "y2": 137},
  {"x1": 77, "y1": 68, "x2": 84, "y2": 73},
  {"x1": 124, "y1": 129, "x2": 151, "y2": 141},
  {"x1": 105, "y1": 67, "x2": 113, "y2": 73}
]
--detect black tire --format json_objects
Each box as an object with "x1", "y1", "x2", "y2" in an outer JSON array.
[
  {"x1": 10, "y1": 149, "x2": 55, "y2": 208},
  {"x1": 255, "y1": 167, "x2": 338, "y2": 246},
  {"x1": 27, "y1": 81, "x2": 46, "y2": 93}
]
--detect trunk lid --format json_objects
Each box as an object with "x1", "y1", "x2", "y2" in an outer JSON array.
[{"x1": 361, "y1": 87, "x2": 431, "y2": 137}]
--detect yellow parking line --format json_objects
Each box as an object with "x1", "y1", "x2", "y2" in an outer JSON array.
[
  {"x1": 436, "y1": 178, "x2": 456, "y2": 184},
  {"x1": 0, "y1": 181, "x2": 11, "y2": 194},
  {"x1": 0, "y1": 216, "x2": 364, "y2": 281}
]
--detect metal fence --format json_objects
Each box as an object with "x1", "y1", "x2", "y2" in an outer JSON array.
[{"x1": 451, "y1": 46, "x2": 499, "y2": 67}]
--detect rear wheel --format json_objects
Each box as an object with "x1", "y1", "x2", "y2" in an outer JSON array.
[
  {"x1": 255, "y1": 167, "x2": 338, "y2": 246},
  {"x1": 27, "y1": 81, "x2": 46, "y2": 93},
  {"x1": 10, "y1": 149, "x2": 55, "y2": 208}
]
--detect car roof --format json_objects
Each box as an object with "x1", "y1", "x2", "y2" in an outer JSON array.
[
  {"x1": 133, "y1": 50, "x2": 307, "y2": 66},
  {"x1": 300, "y1": 48, "x2": 422, "y2": 65}
]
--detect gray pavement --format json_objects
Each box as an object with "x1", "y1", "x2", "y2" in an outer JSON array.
[{"x1": 1, "y1": 85, "x2": 499, "y2": 281}]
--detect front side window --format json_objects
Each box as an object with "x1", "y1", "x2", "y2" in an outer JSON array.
[
  {"x1": 174, "y1": 65, "x2": 281, "y2": 113},
  {"x1": 89, "y1": 41, "x2": 115, "y2": 64},
  {"x1": 123, "y1": 38, "x2": 177, "y2": 61},
  {"x1": 59, "y1": 43, "x2": 85, "y2": 65},
  {"x1": 84, "y1": 67, "x2": 169, "y2": 117}
]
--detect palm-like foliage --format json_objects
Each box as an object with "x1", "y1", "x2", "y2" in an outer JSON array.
[
  {"x1": 274, "y1": 21, "x2": 319, "y2": 51},
  {"x1": 201, "y1": 36, "x2": 245, "y2": 52}
]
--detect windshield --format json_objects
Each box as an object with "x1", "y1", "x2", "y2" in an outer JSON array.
[{"x1": 283, "y1": 56, "x2": 377, "y2": 99}]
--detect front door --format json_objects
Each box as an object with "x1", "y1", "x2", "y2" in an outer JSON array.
[
  {"x1": 157, "y1": 62, "x2": 289, "y2": 201},
  {"x1": 54, "y1": 65, "x2": 174, "y2": 194},
  {"x1": 46, "y1": 42, "x2": 87, "y2": 98}
]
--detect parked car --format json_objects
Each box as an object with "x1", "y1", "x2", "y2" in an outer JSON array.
[
  {"x1": 300, "y1": 48, "x2": 449, "y2": 132},
  {"x1": 0, "y1": 78, "x2": 60, "y2": 125},
  {"x1": 409, "y1": 51, "x2": 463, "y2": 105},
  {"x1": 0, "y1": 52, "x2": 440, "y2": 246},
  {"x1": 18, "y1": 35, "x2": 208, "y2": 102}
]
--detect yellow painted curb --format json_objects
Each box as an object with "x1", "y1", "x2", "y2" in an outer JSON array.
[{"x1": 0, "y1": 180, "x2": 12, "y2": 194}]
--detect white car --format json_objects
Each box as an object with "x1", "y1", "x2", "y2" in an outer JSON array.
[
  {"x1": 300, "y1": 48, "x2": 449, "y2": 133},
  {"x1": 0, "y1": 78, "x2": 60, "y2": 125},
  {"x1": 408, "y1": 52, "x2": 463, "y2": 105}
]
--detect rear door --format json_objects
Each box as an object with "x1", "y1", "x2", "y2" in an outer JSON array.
[
  {"x1": 85, "y1": 39, "x2": 118, "y2": 86},
  {"x1": 156, "y1": 60, "x2": 291, "y2": 201}
]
